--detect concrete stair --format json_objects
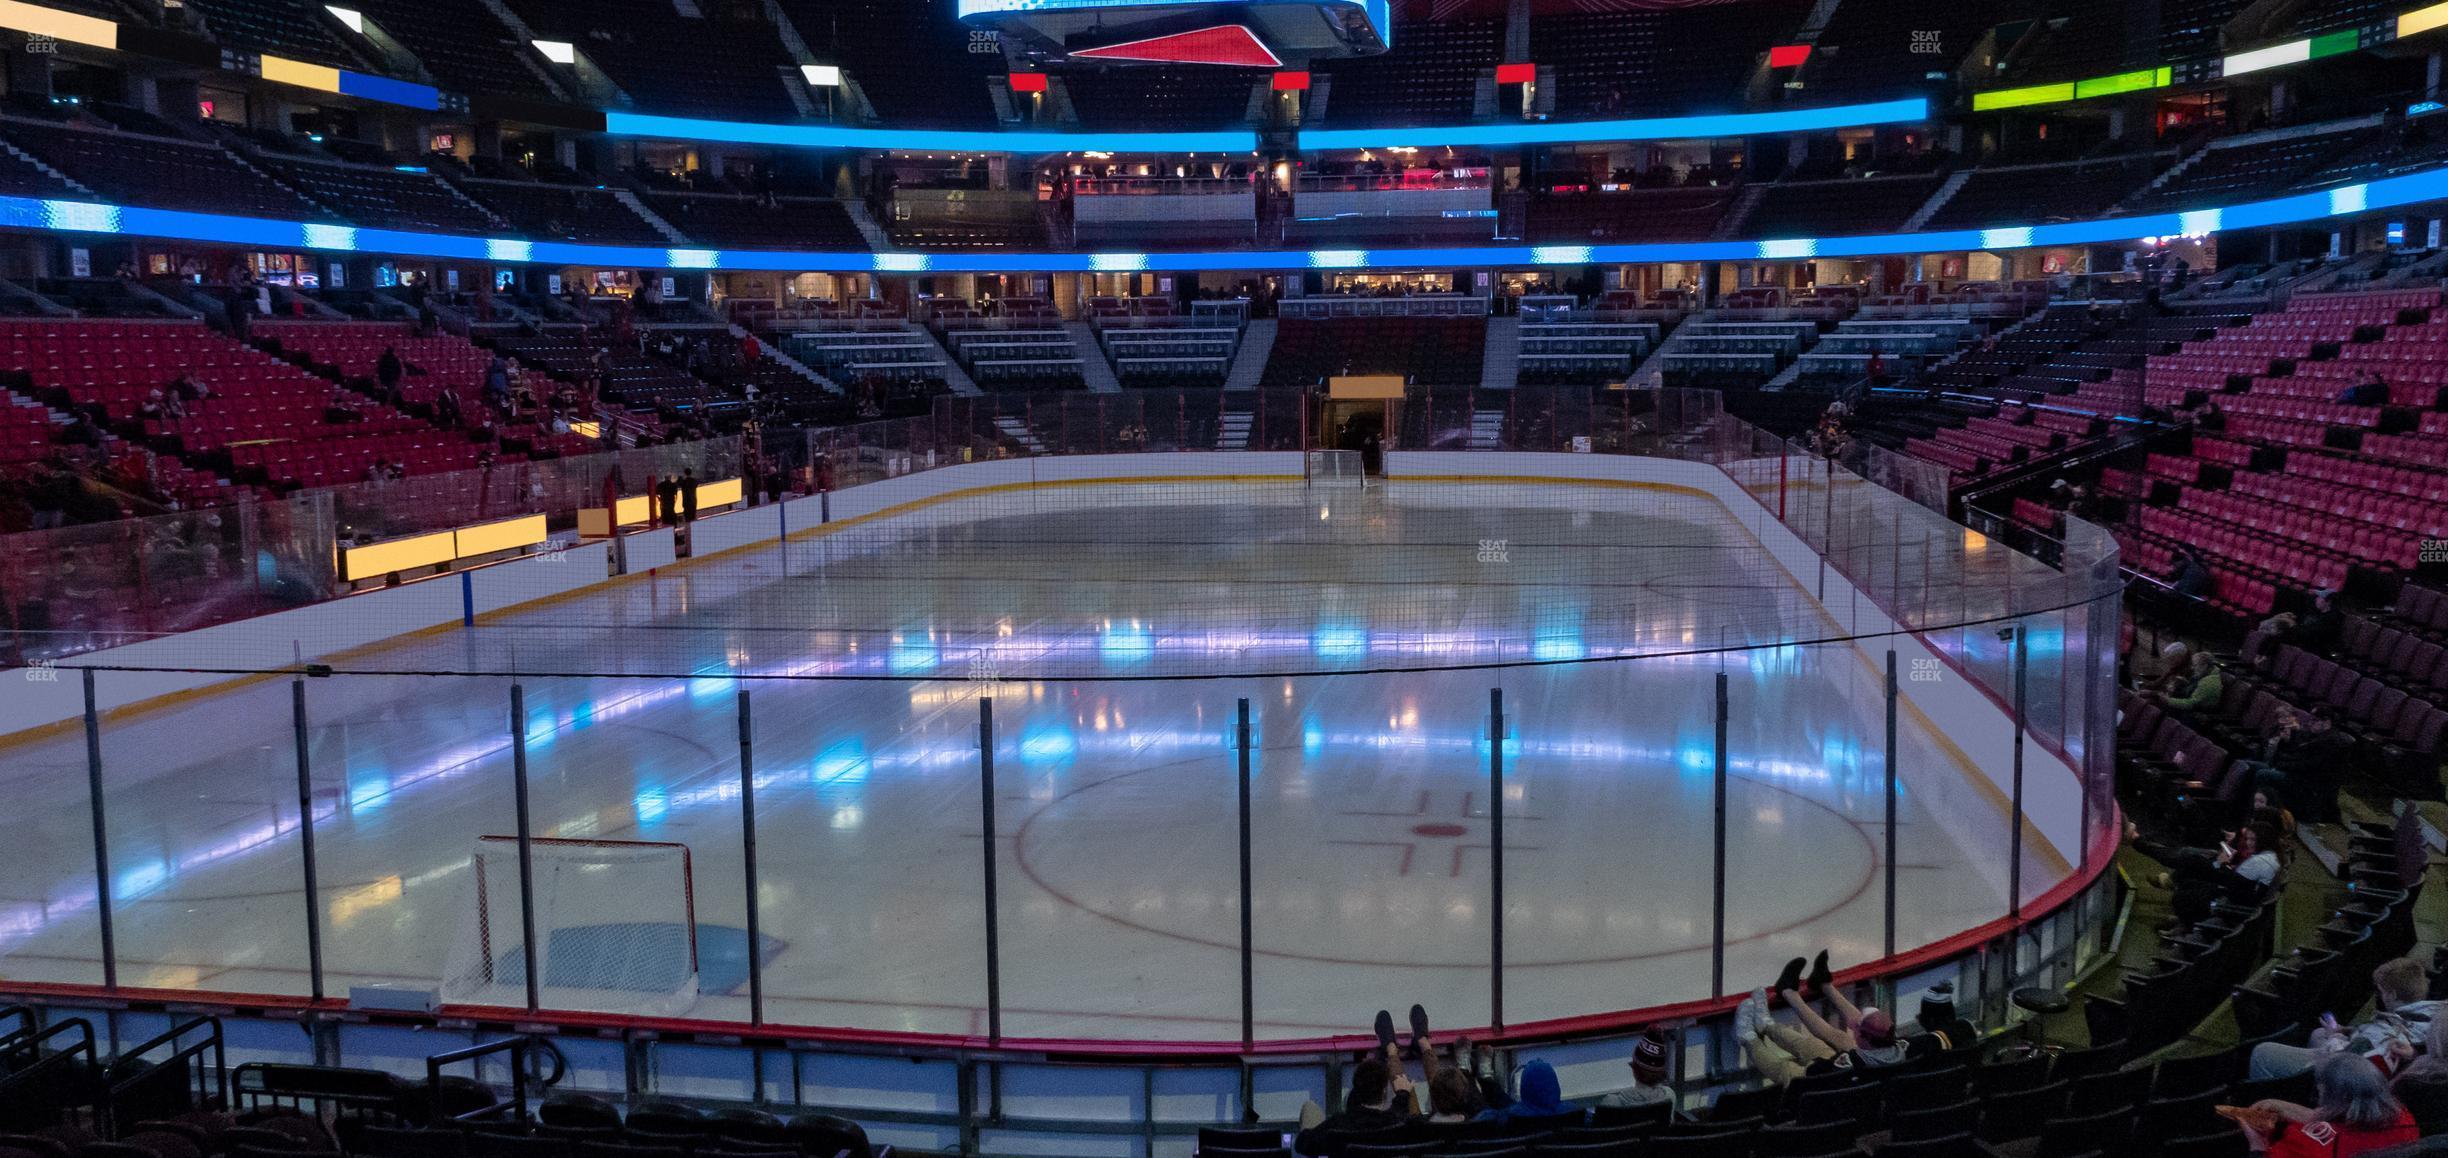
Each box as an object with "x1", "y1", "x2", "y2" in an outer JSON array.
[
  {"x1": 616, "y1": 190, "x2": 692, "y2": 246},
  {"x1": 993, "y1": 415, "x2": 1047, "y2": 453},
  {"x1": 1224, "y1": 319, "x2": 1276, "y2": 389},
  {"x1": 1065, "y1": 320, "x2": 1124, "y2": 393},
  {"x1": 1216, "y1": 407, "x2": 1253, "y2": 449},
  {"x1": 1468, "y1": 408, "x2": 1504, "y2": 449},
  {"x1": 1478, "y1": 315, "x2": 1520, "y2": 390},
  {"x1": 907, "y1": 325, "x2": 982, "y2": 396},
  {"x1": 1903, "y1": 170, "x2": 1974, "y2": 232}
]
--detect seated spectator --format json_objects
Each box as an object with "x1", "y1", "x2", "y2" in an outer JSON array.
[
  {"x1": 1735, "y1": 959, "x2": 1905, "y2": 1085},
  {"x1": 2171, "y1": 547, "x2": 2214, "y2": 601},
  {"x1": 1293, "y1": 1052, "x2": 1412, "y2": 1156},
  {"x1": 2239, "y1": 1051, "x2": 2418, "y2": 1156},
  {"x1": 1902, "y1": 983, "x2": 1977, "y2": 1057},
  {"x1": 2155, "y1": 652, "x2": 2225, "y2": 715},
  {"x1": 2252, "y1": 958, "x2": 2444, "y2": 1080},
  {"x1": 1598, "y1": 1028, "x2": 1675, "y2": 1110},
  {"x1": 1481, "y1": 1059, "x2": 1576, "y2": 1125},
  {"x1": 2129, "y1": 818, "x2": 2282, "y2": 930},
  {"x1": 2247, "y1": 707, "x2": 2351, "y2": 824},
  {"x1": 2389, "y1": 1014, "x2": 2448, "y2": 1135},
  {"x1": 2341, "y1": 374, "x2": 2390, "y2": 407},
  {"x1": 2292, "y1": 590, "x2": 2343, "y2": 655}
]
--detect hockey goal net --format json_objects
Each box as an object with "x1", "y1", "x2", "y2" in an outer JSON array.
[
  {"x1": 439, "y1": 837, "x2": 699, "y2": 1016},
  {"x1": 1305, "y1": 448, "x2": 1368, "y2": 487}
]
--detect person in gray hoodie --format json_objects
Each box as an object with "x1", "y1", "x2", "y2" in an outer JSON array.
[{"x1": 2254, "y1": 957, "x2": 2447, "y2": 1080}]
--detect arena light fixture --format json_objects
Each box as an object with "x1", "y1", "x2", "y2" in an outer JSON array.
[
  {"x1": 1, "y1": 165, "x2": 2436, "y2": 273},
  {"x1": 532, "y1": 39, "x2": 576, "y2": 65},
  {"x1": 1300, "y1": 97, "x2": 1927, "y2": 149},
  {"x1": 323, "y1": 5, "x2": 362, "y2": 33},
  {"x1": 800, "y1": 64, "x2": 840, "y2": 86}
]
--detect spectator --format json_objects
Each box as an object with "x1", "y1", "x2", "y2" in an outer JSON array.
[
  {"x1": 2156, "y1": 651, "x2": 2225, "y2": 715},
  {"x1": 2252, "y1": 958, "x2": 2445, "y2": 1080},
  {"x1": 681, "y1": 467, "x2": 699, "y2": 523},
  {"x1": 1420, "y1": 1066, "x2": 1483, "y2": 1126},
  {"x1": 2247, "y1": 707, "x2": 2352, "y2": 824},
  {"x1": 2342, "y1": 373, "x2": 2390, "y2": 407},
  {"x1": 2130, "y1": 817, "x2": 2282, "y2": 931},
  {"x1": 2170, "y1": 547, "x2": 2214, "y2": 601},
  {"x1": 1597, "y1": 1028, "x2": 1675, "y2": 1110},
  {"x1": 1901, "y1": 983, "x2": 1977, "y2": 1057},
  {"x1": 2238, "y1": 1052, "x2": 2418, "y2": 1156},
  {"x1": 2293, "y1": 589, "x2": 2344, "y2": 655},
  {"x1": 1735, "y1": 961, "x2": 1905, "y2": 1085},
  {"x1": 740, "y1": 332, "x2": 762, "y2": 366},
  {"x1": 376, "y1": 347, "x2": 404, "y2": 405},
  {"x1": 1292, "y1": 1054, "x2": 1411, "y2": 1156},
  {"x1": 483, "y1": 355, "x2": 511, "y2": 409},
  {"x1": 655, "y1": 474, "x2": 681, "y2": 528},
  {"x1": 2390, "y1": 1014, "x2": 2448, "y2": 1135}
]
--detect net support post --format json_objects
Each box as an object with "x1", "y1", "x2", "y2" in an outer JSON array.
[
  {"x1": 509, "y1": 683, "x2": 541, "y2": 1013},
  {"x1": 979, "y1": 696, "x2": 1003, "y2": 1047},
  {"x1": 82, "y1": 668, "x2": 117, "y2": 993},
  {"x1": 294, "y1": 678, "x2": 326, "y2": 1001},
  {"x1": 1883, "y1": 650, "x2": 1899, "y2": 960},
  {"x1": 2009, "y1": 625, "x2": 2029, "y2": 919},
  {"x1": 1237, "y1": 697, "x2": 1254, "y2": 1054},
  {"x1": 1710, "y1": 670, "x2": 1729, "y2": 1000},
  {"x1": 1488, "y1": 686, "x2": 1505, "y2": 1036},
  {"x1": 738, "y1": 690, "x2": 764, "y2": 1027}
]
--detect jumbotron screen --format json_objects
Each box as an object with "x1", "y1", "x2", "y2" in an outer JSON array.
[{"x1": 959, "y1": 0, "x2": 1392, "y2": 66}]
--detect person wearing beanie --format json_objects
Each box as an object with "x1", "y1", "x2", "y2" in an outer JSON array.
[
  {"x1": 1598, "y1": 1028, "x2": 1676, "y2": 1109},
  {"x1": 1902, "y1": 983, "x2": 1978, "y2": 1059}
]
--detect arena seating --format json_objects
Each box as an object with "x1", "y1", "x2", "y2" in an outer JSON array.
[
  {"x1": 346, "y1": 0, "x2": 558, "y2": 99},
  {"x1": 1526, "y1": 187, "x2": 1738, "y2": 243},
  {"x1": 506, "y1": 0, "x2": 802, "y2": 120},
  {"x1": 1922, "y1": 157, "x2": 2167, "y2": 230},
  {"x1": 1261, "y1": 317, "x2": 1487, "y2": 387},
  {"x1": 791, "y1": 0, "x2": 1003, "y2": 130},
  {"x1": 1793, "y1": 0, "x2": 2003, "y2": 98},
  {"x1": 1744, "y1": 175, "x2": 1944, "y2": 238},
  {"x1": 647, "y1": 194, "x2": 866, "y2": 250},
  {"x1": 1314, "y1": 19, "x2": 1501, "y2": 127},
  {"x1": 2123, "y1": 122, "x2": 2387, "y2": 216},
  {"x1": 184, "y1": 0, "x2": 366, "y2": 68},
  {"x1": 1062, "y1": 71, "x2": 1260, "y2": 131},
  {"x1": 1526, "y1": 2, "x2": 1808, "y2": 119},
  {"x1": 0, "y1": 119, "x2": 332, "y2": 220},
  {"x1": 255, "y1": 156, "x2": 506, "y2": 235},
  {"x1": 458, "y1": 180, "x2": 670, "y2": 245}
]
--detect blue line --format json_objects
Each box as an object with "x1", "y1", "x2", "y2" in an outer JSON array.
[{"x1": 4, "y1": 167, "x2": 2438, "y2": 272}]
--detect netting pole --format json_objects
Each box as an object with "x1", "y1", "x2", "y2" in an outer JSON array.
[
  {"x1": 738, "y1": 689, "x2": 764, "y2": 1026},
  {"x1": 979, "y1": 696, "x2": 1003, "y2": 1046},
  {"x1": 2009, "y1": 626, "x2": 2029, "y2": 919},
  {"x1": 508, "y1": 684, "x2": 541, "y2": 1014},
  {"x1": 293, "y1": 679, "x2": 325, "y2": 1001},
  {"x1": 81, "y1": 668, "x2": 117, "y2": 993},
  {"x1": 1488, "y1": 686, "x2": 1506, "y2": 1035},
  {"x1": 1709, "y1": 670, "x2": 1728, "y2": 1000},
  {"x1": 1236, "y1": 697, "x2": 1254, "y2": 1053},
  {"x1": 1883, "y1": 651, "x2": 1899, "y2": 961}
]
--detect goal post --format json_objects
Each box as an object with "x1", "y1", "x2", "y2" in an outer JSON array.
[{"x1": 439, "y1": 836, "x2": 699, "y2": 1017}]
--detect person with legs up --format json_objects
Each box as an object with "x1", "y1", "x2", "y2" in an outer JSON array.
[
  {"x1": 1293, "y1": 1017, "x2": 1416, "y2": 1157},
  {"x1": 1736, "y1": 952, "x2": 1905, "y2": 1085}
]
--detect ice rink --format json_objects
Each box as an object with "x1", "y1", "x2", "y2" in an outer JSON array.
[{"x1": 0, "y1": 479, "x2": 2047, "y2": 1042}]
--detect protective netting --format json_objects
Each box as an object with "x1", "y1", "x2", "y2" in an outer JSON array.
[{"x1": 439, "y1": 837, "x2": 698, "y2": 1016}]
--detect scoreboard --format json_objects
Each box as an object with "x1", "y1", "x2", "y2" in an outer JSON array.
[{"x1": 958, "y1": 0, "x2": 1392, "y2": 67}]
